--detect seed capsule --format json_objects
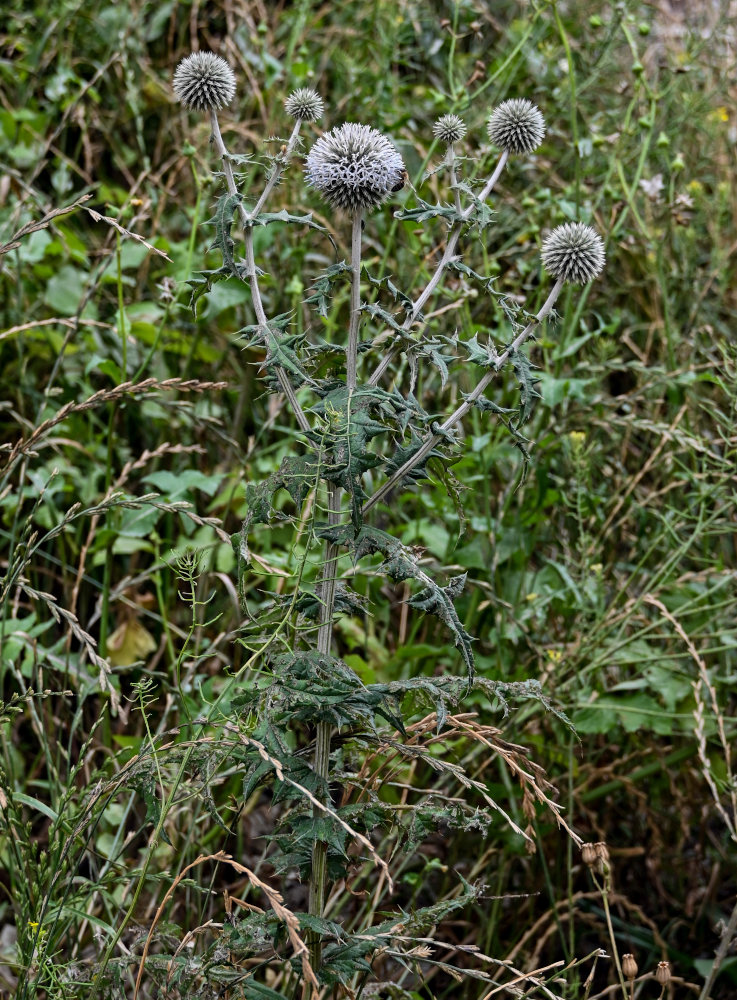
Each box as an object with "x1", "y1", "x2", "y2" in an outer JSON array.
[
  {"x1": 622, "y1": 954, "x2": 638, "y2": 980},
  {"x1": 655, "y1": 961, "x2": 671, "y2": 986}
]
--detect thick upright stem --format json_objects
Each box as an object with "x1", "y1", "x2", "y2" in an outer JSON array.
[
  {"x1": 307, "y1": 483, "x2": 341, "y2": 969},
  {"x1": 346, "y1": 211, "x2": 363, "y2": 391},
  {"x1": 363, "y1": 277, "x2": 564, "y2": 514}
]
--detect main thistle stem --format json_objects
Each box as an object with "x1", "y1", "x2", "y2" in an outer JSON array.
[
  {"x1": 346, "y1": 211, "x2": 364, "y2": 391},
  {"x1": 308, "y1": 212, "x2": 363, "y2": 968},
  {"x1": 363, "y1": 276, "x2": 564, "y2": 514}
]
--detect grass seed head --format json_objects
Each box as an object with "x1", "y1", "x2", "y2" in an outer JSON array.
[{"x1": 173, "y1": 52, "x2": 236, "y2": 111}]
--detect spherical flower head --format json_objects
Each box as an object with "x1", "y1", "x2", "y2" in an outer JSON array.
[
  {"x1": 305, "y1": 123, "x2": 405, "y2": 213},
  {"x1": 173, "y1": 52, "x2": 236, "y2": 112},
  {"x1": 541, "y1": 222, "x2": 605, "y2": 284},
  {"x1": 285, "y1": 87, "x2": 324, "y2": 122},
  {"x1": 433, "y1": 114, "x2": 467, "y2": 145},
  {"x1": 487, "y1": 98, "x2": 545, "y2": 154}
]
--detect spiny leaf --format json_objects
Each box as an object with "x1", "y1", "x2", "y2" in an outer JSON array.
[
  {"x1": 509, "y1": 348, "x2": 542, "y2": 426},
  {"x1": 394, "y1": 196, "x2": 460, "y2": 225}
]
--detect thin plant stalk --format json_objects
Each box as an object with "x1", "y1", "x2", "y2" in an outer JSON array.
[
  {"x1": 369, "y1": 149, "x2": 509, "y2": 387},
  {"x1": 363, "y1": 276, "x2": 564, "y2": 513},
  {"x1": 208, "y1": 109, "x2": 311, "y2": 434}
]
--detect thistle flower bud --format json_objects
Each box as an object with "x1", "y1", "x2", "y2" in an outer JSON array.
[
  {"x1": 622, "y1": 954, "x2": 638, "y2": 980},
  {"x1": 655, "y1": 961, "x2": 671, "y2": 986},
  {"x1": 305, "y1": 122, "x2": 405, "y2": 213},
  {"x1": 433, "y1": 114, "x2": 467, "y2": 145},
  {"x1": 285, "y1": 87, "x2": 324, "y2": 122},
  {"x1": 487, "y1": 98, "x2": 545, "y2": 154},
  {"x1": 541, "y1": 222, "x2": 606, "y2": 284},
  {"x1": 173, "y1": 52, "x2": 236, "y2": 112}
]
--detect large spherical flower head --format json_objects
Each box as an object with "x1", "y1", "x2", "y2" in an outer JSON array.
[
  {"x1": 487, "y1": 98, "x2": 545, "y2": 154},
  {"x1": 305, "y1": 123, "x2": 405, "y2": 212},
  {"x1": 541, "y1": 223, "x2": 606, "y2": 284},
  {"x1": 433, "y1": 114, "x2": 467, "y2": 145},
  {"x1": 173, "y1": 52, "x2": 236, "y2": 112},
  {"x1": 285, "y1": 87, "x2": 324, "y2": 122}
]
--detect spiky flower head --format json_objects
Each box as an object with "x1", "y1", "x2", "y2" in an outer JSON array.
[
  {"x1": 541, "y1": 223, "x2": 605, "y2": 284},
  {"x1": 173, "y1": 52, "x2": 236, "y2": 112},
  {"x1": 487, "y1": 98, "x2": 545, "y2": 154},
  {"x1": 285, "y1": 87, "x2": 324, "y2": 122},
  {"x1": 433, "y1": 114, "x2": 467, "y2": 145},
  {"x1": 305, "y1": 123, "x2": 405, "y2": 213}
]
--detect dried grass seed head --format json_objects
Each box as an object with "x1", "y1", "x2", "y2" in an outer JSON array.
[
  {"x1": 433, "y1": 114, "x2": 467, "y2": 145},
  {"x1": 285, "y1": 87, "x2": 324, "y2": 122},
  {"x1": 173, "y1": 52, "x2": 236, "y2": 111},
  {"x1": 487, "y1": 98, "x2": 545, "y2": 154},
  {"x1": 305, "y1": 122, "x2": 405, "y2": 213},
  {"x1": 541, "y1": 222, "x2": 606, "y2": 284}
]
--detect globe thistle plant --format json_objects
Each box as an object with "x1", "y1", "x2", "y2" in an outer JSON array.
[
  {"x1": 172, "y1": 51, "x2": 236, "y2": 111},
  {"x1": 542, "y1": 222, "x2": 606, "y2": 284},
  {"x1": 177, "y1": 55, "x2": 608, "y2": 995},
  {"x1": 285, "y1": 87, "x2": 324, "y2": 122},
  {"x1": 487, "y1": 98, "x2": 545, "y2": 154},
  {"x1": 305, "y1": 122, "x2": 405, "y2": 213},
  {"x1": 433, "y1": 113, "x2": 467, "y2": 145}
]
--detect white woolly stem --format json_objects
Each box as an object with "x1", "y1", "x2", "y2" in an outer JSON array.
[
  {"x1": 368, "y1": 149, "x2": 509, "y2": 387},
  {"x1": 363, "y1": 277, "x2": 564, "y2": 514},
  {"x1": 346, "y1": 211, "x2": 364, "y2": 391},
  {"x1": 251, "y1": 119, "x2": 302, "y2": 219},
  {"x1": 209, "y1": 110, "x2": 310, "y2": 434}
]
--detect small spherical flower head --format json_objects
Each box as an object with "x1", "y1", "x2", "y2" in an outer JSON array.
[
  {"x1": 285, "y1": 87, "x2": 324, "y2": 122},
  {"x1": 487, "y1": 98, "x2": 545, "y2": 154},
  {"x1": 305, "y1": 122, "x2": 405, "y2": 213},
  {"x1": 173, "y1": 52, "x2": 236, "y2": 112},
  {"x1": 433, "y1": 114, "x2": 467, "y2": 145},
  {"x1": 541, "y1": 222, "x2": 606, "y2": 284}
]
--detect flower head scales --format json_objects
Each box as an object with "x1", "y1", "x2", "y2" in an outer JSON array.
[
  {"x1": 433, "y1": 114, "x2": 467, "y2": 145},
  {"x1": 305, "y1": 123, "x2": 405, "y2": 213},
  {"x1": 173, "y1": 52, "x2": 236, "y2": 112},
  {"x1": 285, "y1": 88, "x2": 324, "y2": 122},
  {"x1": 487, "y1": 98, "x2": 545, "y2": 154},
  {"x1": 541, "y1": 223, "x2": 605, "y2": 284}
]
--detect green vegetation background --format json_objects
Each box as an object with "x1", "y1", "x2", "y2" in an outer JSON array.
[{"x1": 1, "y1": 0, "x2": 736, "y2": 997}]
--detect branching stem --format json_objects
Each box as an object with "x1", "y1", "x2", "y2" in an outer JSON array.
[
  {"x1": 209, "y1": 110, "x2": 311, "y2": 433},
  {"x1": 369, "y1": 149, "x2": 509, "y2": 387},
  {"x1": 363, "y1": 277, "x2": 564, "y2": 514}
]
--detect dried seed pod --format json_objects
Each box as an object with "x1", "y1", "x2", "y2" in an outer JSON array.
[
  {"x1": 581, "y1": 843, "x2": 598, "y2": 868},
  {"x1": 622, "y1": 954, "x2": 638, "y2": 980},
  {"x1": 655, "y1": 961, "x2": 671, "y2": 986}
]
